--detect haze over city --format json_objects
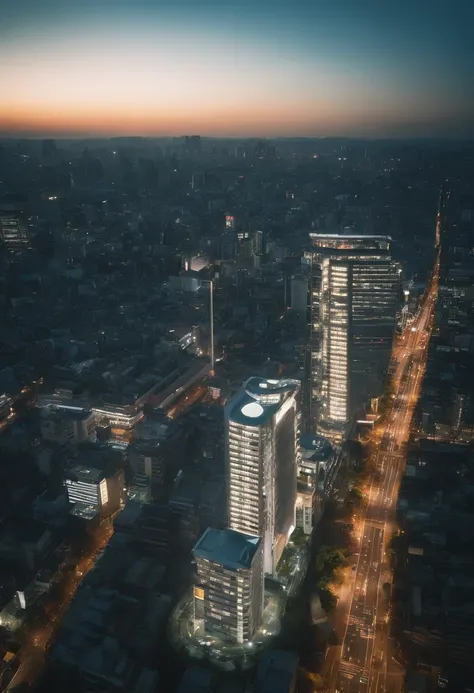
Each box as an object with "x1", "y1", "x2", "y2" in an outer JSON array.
[{"x1": 1, "y1": 0, "x2": 474, "y2": 138}]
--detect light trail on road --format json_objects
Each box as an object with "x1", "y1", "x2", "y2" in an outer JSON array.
[{"x1": 330, "y1": 251, "x2": 439, "y2": 693}]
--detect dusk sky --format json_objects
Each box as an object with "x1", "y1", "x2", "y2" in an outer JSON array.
[{"x1": 1, "y1": 0, "x2": 473, "y2": 138}]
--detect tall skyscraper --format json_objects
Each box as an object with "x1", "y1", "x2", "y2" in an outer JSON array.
[
  {"x1": 0, "y1": 204, "x2": 30, "y2": 250},
  {"x1": 225, "y1": 377, "x2": 301, "y2": 574},
  {"x1": 193, "y1": 527, "x2": 263, "y2": 644},
  {"x1": 307, "y1": 234, "x2": 399, "y2": 438}
]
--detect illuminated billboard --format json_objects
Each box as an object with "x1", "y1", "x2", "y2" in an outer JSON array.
[{"x1": 99, "y1": 478, "x2": 109, "y2": 506}]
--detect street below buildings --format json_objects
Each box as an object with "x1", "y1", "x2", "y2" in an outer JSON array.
[
  {"x1": 2, "y1": 516, "x2": 115, "y2": 692},
  {"x1": 327, "y1": 252, "x2": 439, "y2": 693}
]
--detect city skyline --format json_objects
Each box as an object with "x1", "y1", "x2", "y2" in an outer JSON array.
[
  {"x1": 1, "y1": 114, "x2": 473, "y2": 690},
  {"x1": 1, "y1": 0, "x2": 473, "y2": 138}
]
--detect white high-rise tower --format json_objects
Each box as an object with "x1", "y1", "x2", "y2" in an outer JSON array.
[{"x1": 225, "y1": 377, "x2": 301, "y2": 574}]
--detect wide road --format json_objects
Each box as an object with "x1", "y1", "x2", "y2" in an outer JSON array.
[{"x1": 330, "y1": 252, "x2": 439, "y2": 693}]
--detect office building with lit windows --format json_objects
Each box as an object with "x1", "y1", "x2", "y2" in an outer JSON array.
[
  {"x1": 193, "y1": 527, "x2": 263, "y2": 644},
  {"x1": 225, "y1": 377, "x2": 301, "y2": 574},
  {"x1": 0, "y1": 204, "x2": 30, "y2": 249},
  {"x1": 307, "y1": 234, "x2": 399, "y2": 439},
  {"x1": 64, "y1": 464, "x2": 122, "y2": 519}
]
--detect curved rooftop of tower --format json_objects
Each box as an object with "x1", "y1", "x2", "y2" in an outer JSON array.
[
  {"x1": 244, "y1": 377, "x2": 300, "y2": 403},
  {"x1": 226, "y1": 376, "x2": 300, "y2": 427}
]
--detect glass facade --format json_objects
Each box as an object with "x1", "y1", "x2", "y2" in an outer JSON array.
[
  {"x1": 225, "y1": 377, "x2": 300, "y2": 574},
  {"x1": 308, "y1": 235, "x2": 399, "y2": 436},
  {"x1": 65, "y1": 477, "x2": 100, "y2": 506},
  {"x1": 274, "y1": 404, "x2": 297, "y2": 538},
  {"x1": 228, "y1": 421, "x2": 263, "y2": 539}
]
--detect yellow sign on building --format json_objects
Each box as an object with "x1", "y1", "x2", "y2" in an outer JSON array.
[{"x1": 194, "y1": 587, "x2": 204, "y2": 600}]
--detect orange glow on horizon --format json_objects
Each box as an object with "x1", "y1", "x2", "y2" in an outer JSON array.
[
  {"x1": 0, "y1": 102, "x2": 383, "y2": 138},
  {"x1": 0, "y1": 96, "x2": 427, "y2": 138},
  {"x1": 1, "y1": 17, "x2": 467, "y2": 139}
]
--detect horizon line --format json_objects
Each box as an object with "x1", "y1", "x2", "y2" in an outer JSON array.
[{"x1": 1, "y1": 134, "x2": 474, "y2": 143}]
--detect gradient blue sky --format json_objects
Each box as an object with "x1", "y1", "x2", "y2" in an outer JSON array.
[{"x1": 1, "y1": 0, "x2": 473, "y2": 137}]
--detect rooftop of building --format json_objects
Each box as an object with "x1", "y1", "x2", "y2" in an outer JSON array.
[
  {"x1": 65, "y1": 464, "x2": 105, "y2": 483},
  {"x1": 42, "y1": 406, "x2": 93, "y2": 421},
  {"x1": 38, "y1": 351, "x2": 204, "y2": 410},
  {"x1": 113, "y1": 500, "x2": 170, "y2": 535},
  {"x1": 193, "y1": 527, "x2": 260, "y2": 571},
  {"x1": 134, "y1": 418, "x2": 172, "y2": 440},
  {"x1": 244, "y1": 376, "x2": 300, "y2": 400},
  {"x1": 309, "y1": 233, "x2": 391, "y2": 240},
  {"x1": 300, "y1": 433, "x2": 334, "y2": 460},
  {"x1": 308, "y1": 232, "x2": 392, "y2": 254},
  {"x1": 65, "y1": 441, "x2": 124, "y2": 474},
  {"x1": 226, "y1": 376, "x2": 300, "y2": 427},
  {"x1": 70, "y1": 503, "x2": 99, "y2": 520}
]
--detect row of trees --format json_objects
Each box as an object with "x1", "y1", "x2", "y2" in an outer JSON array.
[
  {"x1": 344, "y1": 484, "x2": 365, "y2": 513},
  {"x1": 291, "y1": 526, "x2": 308, "y2": 547},
  {"x1": 278, "y1": 527, "x2": 309, "y2": 577},
  {"x1": 378, "y1": 373, "x2": 397, "y2": 417},
  {"x1": 314, "y1": 546, "x2": 347, "y2": 613}
]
